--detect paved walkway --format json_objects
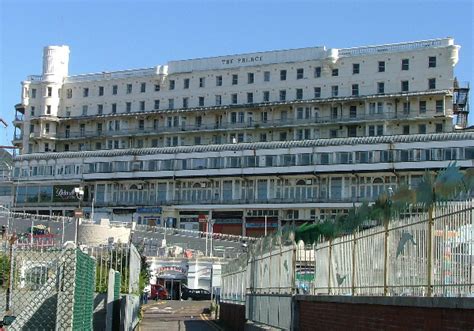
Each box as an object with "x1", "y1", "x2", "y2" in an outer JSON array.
[{"x1": 139, "y1": 300, "x2": 222, "y2": 331}]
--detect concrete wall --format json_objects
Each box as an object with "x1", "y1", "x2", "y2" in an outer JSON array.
[
  {"x1": 78, "y1": 222, "x2": 131, "y2": 245},
  {"x1": 297, "y1": 295, "x2": 474, "y2": 331}
]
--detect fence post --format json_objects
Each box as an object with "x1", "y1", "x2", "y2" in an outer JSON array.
[
  {"x1": 383, "y1": 220, "x2": 389, "y2": 296},
  {"x1": 328, "y1": 239, "x2": 332, "y2": 295},
  {"x1": 351, "y1": 232, "x2": 356, "y2": 296},
  {"x1": 427, "y1": 205, "x2": 434, "y2": 297}
]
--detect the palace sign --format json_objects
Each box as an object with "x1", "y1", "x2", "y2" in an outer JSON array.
[{"x1": 221, "y1": 56, "x2": 263, "y2": 65}]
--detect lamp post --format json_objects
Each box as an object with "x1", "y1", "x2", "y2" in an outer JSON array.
[
  {"x1": 74, "y1": 186, "x2": 84, "y2": 245},
  {"x1": 209, "y1": 219, "x2": 215, "y2": 258}
]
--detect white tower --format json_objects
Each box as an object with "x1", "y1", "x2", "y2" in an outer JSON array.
[{"x1": 42, "y1": 45, "x2": 70, "y2": 82}]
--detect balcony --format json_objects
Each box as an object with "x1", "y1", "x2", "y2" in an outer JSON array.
[{"x1": 52, "y1": 111, "x2": 438, "y2": 141}]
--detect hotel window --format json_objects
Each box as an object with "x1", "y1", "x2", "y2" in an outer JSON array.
[
  {"x1": 349, "y1": 106, "x2": 357, "y2": 118},
  {"x1": 140, "y1": 82, "x2": 146, "y2": 92},
  {"x1": 264, "y1": 71, "x2": 270, "y2": 82},
  {"x1": 126, "y1": 84, "x2": 132, "y2": 94},
  {"x1": 216, "y1": 75, "x2": 222, "y2": 86},
  {"x1": 31, "y1": 88, "x2": 37, "y2": 98},
  {"x1": 402, "y1": 59, "x2": 409, "y2": 70},
  {"x1": 296, "y1": 88, "x2": 303, "y2": 100},
  {"x1": 419, "y1": 101, "x2": 427, "y2": 113},
  {"x1": 31, "y1": 106, "x2": 35, "y2": 116},
  {"x1": 83, "y1": 88, "x2": 89, "y2": 97},
  {"x1": 279, "y1": 132, "x2": 288, "y2": 141},
  {"x1": 353, "y1": 63, "x2": 360, "y2": 74},
  {"x1": 139, "y1": 119, "x2": 145, "y2": 130},
  {"x1": 153, "y1": 119, "x2": 159, "y2": 130},
  {"x1": 261, "y1": 112, "x2": 268, "y2": 122},
  {"x1": 168, "y1": 99, "x2": 174, "y2": 109},
  {"x1": 82, "y1": 105, "x2": 88, "y2": 116},
  {"x1": 279, "y1": 90, "x2": 286, "y2": 101},
  {"x1": 184, "y1": 78, "x2": 190, "y2": 89},
  {"x1": 80, "y1": 124, "x2": 85, "y2": 136},
  {"x1": 45, "y1": 123, "x2": 50, "y2": 134},
  {"x1": 248, "y1": 73, "x2": 254, "y2": 84},
  {"x1": 331, "y1": 107, "x2": 338, "y2": 119},
  {"x1": 377, "y1": 125, "x2": 383, "y2": 136},
  {"x1": 126, "y1": 102, "x2": 132, "y2": 113},
  {"x1": 154, "y1": 99, "x2": 160, "y2": 109},
  {"x1": 403, "y1": 125, "x2": 410, "y2": 134},
  {"x1": 403, "y1": 102, "x2": 410, "y2": 114},
  {"x1": 296, "y1": 68, "x2": 304, "y2": 79},
  {"x1": 401, "y1": 80, "x2": 409, "y2": 92},
  {"x1": 428, "y1": 56, "x2": 437, "y2": 68},
  {"x1": 138, "y1": 101, "x2": 144, "y2": 111},
  {"x1": 331, "y1": 85, "x2": 338, "y2": 97},
  {"x1": 47, "y1": 87, "x2": 52, "y2": 97},
  {"x1": 378, "y1": 61, "x2": 385, "y2": 72},
  {"x1": 66, "y1": 89, "x2": 72, "y2": 98},
  {"x1": 95, "y1": 142, "x2": 102, "y2": 150},
  {"x1": 314, "y1": 66, "x2": 321, "y2": 78},
  {"x1": 46, "y1": 105, "x2": 51, "y2": 115},
  {"x1": 436, "y1": 100, "x2": 444, "y2": 113},
  {"x1": 215, "y1": 95, "x2": 222, "y2": 106},
  {"x1": 260, "y1": 133, "x2": 267, "y2": 142},
  {"x1": 45, "y1": 143, "x2": 50, "y2": 152},
  {"x1": 97, "y1": 123, "x2": 102, "y2": 134},
  {"x1": 183, "y1": 98, "x2": 189, "y2": 108},
  {"x1": 377, "y1": 82, "x2": 385, "y2": 94},
  {"x1": 351, "y1": 84, "x2": 359, "y2": 96},
  {"x1": 230, "y1": 112, "x2": 237, "y2": 124},
  {"x1": 330, "y1": 129, "x2": 338, "y2": 138},
  {"x1": 296, "y1": 107, "x2": 310, "y2": 119},
  {"x1": 263, "y1": 91, "x2": 270, "y2": 102},
  {"x1": 231, "y1": 94, "x2": 238, "y2": 104},
  {"x1": 199, "y1": 77, "x2": 205, "y2": 88},
  {"x1": 348, "y1": 126, "x2": 357, "y2": 137},
  {"x1": 314, "y1": 87, "x2": 321, "y2": 98},
  {"x1": 418, "y1": 124, "x2": 426, "y2": 134},
  {"x1": 198, "y1": 96, "x2": 205, "y2": 107},
  {"x1": 247, "y1": 92, "x2": 254, "y2": 104},
  {"x1": 280, "y1": 70, "x2": 287, "y2": 81},
  {"x1": 112, "y1": 85, "x2": 118, "y2": 95},
  {"x1": 331, "y1": 69, "x2": 339, "y2": 77},
  {"x1": 368, "y1": 125, "x2": 375, "y2": 137},
  {"x1": 169, "y1": 80, "x2": 175, "y2": 90},
  {"x1": 232, "y1": 74, "x2": 238, "y2": 85},
  {"x1": 154, "y1": 84, "x2": 160, "y2": 91},
  {"x1": 435, "y1": 123, "x2": 443, "y2": 133},
  {"x1": 195, "y1": 116, "x2": 202, "y2": 127},
  {"x1": 428, "y1": 78, "x2": 436, "y2": 89},
  {"x1": 194, "y1": 136, "x2": 202, "y2": 145},
  {"x1": 98, "y1": 86, "x2": 104, "y2": 96}
]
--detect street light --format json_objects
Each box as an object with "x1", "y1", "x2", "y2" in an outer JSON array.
[{"x1": 74, "y1": 187, "x2": 85, "y2": 245}]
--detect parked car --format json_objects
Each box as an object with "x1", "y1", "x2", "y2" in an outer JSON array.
[
  {"x1": 181, "y1": 288, "x2": 211, "y2": 301},
  {"x1": 150, "y1": 284, "x2": 169, "y2": 300}
]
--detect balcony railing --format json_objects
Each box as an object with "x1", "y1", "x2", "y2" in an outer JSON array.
[{"x1": 50, "y1": 111, "x2": 440, "y2": 140}]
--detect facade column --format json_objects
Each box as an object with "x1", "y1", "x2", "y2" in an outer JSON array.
[{"x1": 242, "y1": 209, "x2": 246, "y2": 236}]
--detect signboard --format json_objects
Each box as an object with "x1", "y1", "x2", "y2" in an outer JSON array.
[
  {"x1": 74, "y1": 209, "x2": 83, "y2": 218},
  {"x1": 198, "y1": 214, "x2": 208, "y2": 223},
  {"x1": 53, "y1": 185, "x2": 80, "y2": 202},
  {"x1": 137, "y1": 207, "x2": 162, "y2": 214}
]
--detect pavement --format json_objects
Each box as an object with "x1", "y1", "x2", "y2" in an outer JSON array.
[{"x1": 138, "y1": 300, "x2": 224, "y2": 331}]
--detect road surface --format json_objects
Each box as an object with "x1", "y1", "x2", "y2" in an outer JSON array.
[{"x1": 139, "y1": 300, "x2": 222, "y2": 331}]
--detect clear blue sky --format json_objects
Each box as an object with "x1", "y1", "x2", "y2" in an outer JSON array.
[{"x1": 0, "y1": 0, "x2": 472, "y2": 151}]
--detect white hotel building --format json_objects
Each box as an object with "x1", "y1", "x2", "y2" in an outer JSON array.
[{"x1": 10, "y1": 38, "x2": 472, "y2": 236}]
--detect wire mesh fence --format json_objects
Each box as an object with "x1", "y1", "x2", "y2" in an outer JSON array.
[{"x1": 0, "y1": 243, "x2": 96, "y2": 330}]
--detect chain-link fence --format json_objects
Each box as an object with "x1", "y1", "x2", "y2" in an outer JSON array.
[{"x1": 0, "y1": 242, "x2": 96, "y2": 330}]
